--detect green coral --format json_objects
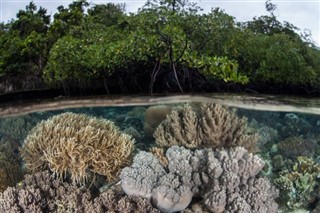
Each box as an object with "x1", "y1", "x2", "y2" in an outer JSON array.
[{"x1": 274, "y1": 156, "x2": 320, "y2": 210}]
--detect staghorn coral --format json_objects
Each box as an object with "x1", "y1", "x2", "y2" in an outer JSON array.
[
  {"x1": 154, "y1": 103, "x2": 258, "y2": 152},
  {"x1": 274, "y1": 156, "x2": 320, "y2": 210},
  {"x1": 121, "y1": 146, "x2": 278, "y2": 213},
  {"x1": 144, "y1": 105, "x2": 172, "y2": 138},
  {"x1": 20, "y1": 112, "x2": 135, "y2": 184},
  {"x1": 0, "y1": 141, "x2": 23, "y2": 192}
]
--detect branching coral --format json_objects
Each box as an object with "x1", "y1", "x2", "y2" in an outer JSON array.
[
  {"x1": 20, "y1": 112, "x2": 135, "y2": 184},
  {"x1": 154, "y1": 103, "x2": 258, "y2": 152},
  {"x1": 274, "y1": 156, "x2": 320, "y2": 210}
]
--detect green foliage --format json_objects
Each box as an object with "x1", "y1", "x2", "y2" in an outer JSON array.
[
  {"x1": 236, "y1": 33, "x2": 317, "y2": 85},
  {"x1": 11, "y1": 2, "x2": 50, "y2": 37},
  {"x1": 0, "y1": 4, "x2": 49, "y2": 78},
  {"x1": 44, "y1": 36, "x2": 84, "y2": 83},
  {"x1": 183, "y1": 53, "x2": 249, "y2": 84},
  {"x1": 1, "y1": 0, "x2": 320, "y2": 93}
]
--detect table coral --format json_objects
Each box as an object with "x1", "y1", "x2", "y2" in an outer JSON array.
[
  {"x1": 154, "y1": 103, "x2": 258, "y2": 152},
  {"x1": 20, "y1": 112, "x2": 135, "y2": 184}
]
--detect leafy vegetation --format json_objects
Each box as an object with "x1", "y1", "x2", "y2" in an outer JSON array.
[{"x1": 0, "y1": 0, "x2": 319, "y2": 94}]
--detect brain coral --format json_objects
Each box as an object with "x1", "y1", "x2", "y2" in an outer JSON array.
[
  {"x1": 20, "y1": 112, "x2": 135, "y2": 184},
  {"x1": 154, "y1": 103, "x2": 258, "y2": 152}
]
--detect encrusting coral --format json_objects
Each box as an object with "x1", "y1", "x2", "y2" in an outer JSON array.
[
  {"x1": 121, "y1": 146, "x2": 278, "y2": 213},
  {"x1": 20, "y1": 112, "x2": 135, "y2": 184},
  {"x1": 154, "y1": 103, "x2": 258, "y2": 152}
]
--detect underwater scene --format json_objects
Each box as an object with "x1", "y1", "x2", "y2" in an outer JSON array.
[{"x1": 0, "y1": 99, "x2": 319, "y2": 213}]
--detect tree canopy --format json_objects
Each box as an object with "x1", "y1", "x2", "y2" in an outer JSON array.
[{"x1": 0, "y1": 0, "x2": 319, "y2": 95}]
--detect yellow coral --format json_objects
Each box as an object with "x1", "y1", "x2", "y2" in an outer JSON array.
[{"x1": 20, "y1": 112, "x2": 135, "y2": 184}]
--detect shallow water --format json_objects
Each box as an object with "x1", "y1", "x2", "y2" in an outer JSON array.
[{"x1": 0, "y1": 94, "x2": 319, "y2": 212}]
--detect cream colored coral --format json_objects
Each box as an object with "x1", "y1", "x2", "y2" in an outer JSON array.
[
  {"x1": 21, "y1": 112, "x2": 134, "y2": 184},
  {"x1": 150, "y1": 147, "x2": 168, "y2": 167},
  {"x1": 154, "y1": 103, "x2": 258, "y2": 152}
]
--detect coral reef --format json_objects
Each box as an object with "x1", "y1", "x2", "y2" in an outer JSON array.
[
  {"x1": 154, "y1": 103, "x2": 258, "y2": 152},
  {"x1": 0, "y1": 170, "x2": 160, "y2": 213},
  {"x1": 20, "y1": 112, "x2": 135, "y2": 184},
  {"x1": 121, "y1": 146, "x2": 278, "y2": 213},
  {"x1": 281, "y1": 113, "x2": 311, "y2": 139},
  {"x1": 0, "y1": 115, "x2": 36, "y2": 143},
  {"x1": 144, "y1": 105, "x2": 172, "y2": 138},
  {"x1": 0, "y1": 170, "x2": 92, "y2": 212},
  {"x1": 93, "y1": 184, "x2": 160, "y2": 213},
  {"x1": 127, "y1": 106, "x2": 147, "y2": 118},
  {"x1": 113, "y1": 106, "x2": 145, "y2": 133},
  {"x1": 123, "y1": 126, "x2": 143, "y2": 141},
  {"x1": 0, "y1": 141, "x2": 23, "y2": 192},
  {"x1": 149, "y1": 147, "x2": 168, "y2": 167},
  {"x1": 248, "y1": 119, "x2": 279, "y2": 149},
  {"x1": 278, "y1": 136, "x2": 317, "y2": 160},
  {"x1": 274, "y1": 156, "x2": 320, "y2": 210},
  {"x1": 182, "y1": 203, "x2": 211, "y2": 213}
]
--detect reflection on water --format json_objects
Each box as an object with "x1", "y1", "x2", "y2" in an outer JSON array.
[
  {"x1": 2, "y1": 94, "x2": 320, "y2": 117},
  {"x1": 0, "y1": 94, "x2": 319, "y2": 212}
]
